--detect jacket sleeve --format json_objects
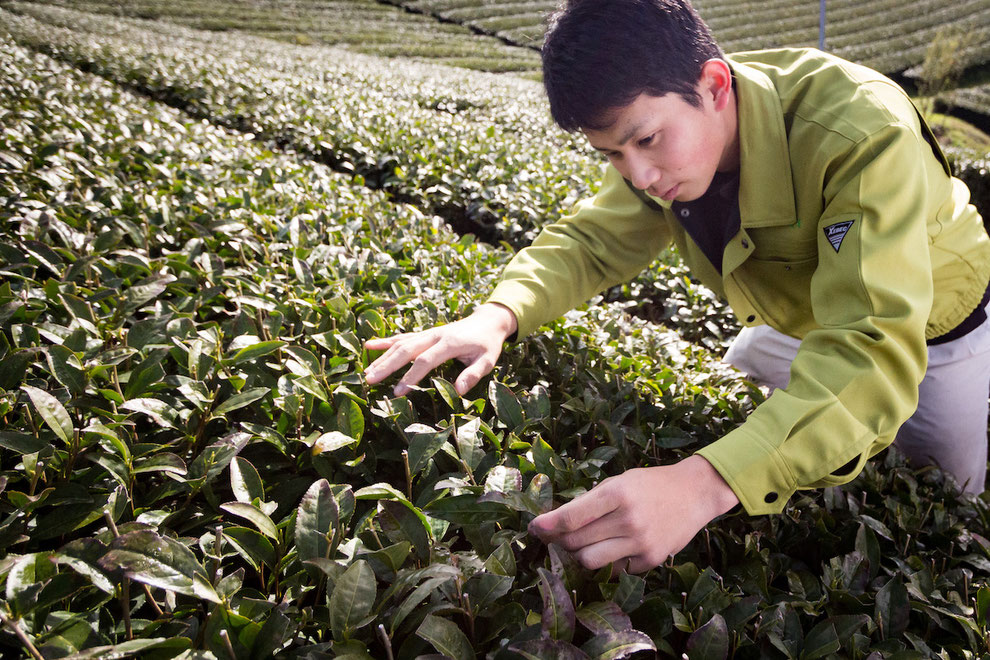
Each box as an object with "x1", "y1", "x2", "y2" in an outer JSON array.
[
  {"x1": 697, "y1": 122, "x2": 935, "y2": 515},
  {"x1": 486, "y1": 165, "x2": 674, "y2": 338}
]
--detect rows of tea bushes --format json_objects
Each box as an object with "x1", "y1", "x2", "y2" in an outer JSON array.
[
  {"x1": 391, "y1": 0, "x2": 990, "y2": 85},
  {"x1": 13, "y1": 0, "x2": 543, "y2": 73},
  {"x1": 699, "y1": 0, "x2": 990, "y2": 75},
  {"x1": 18, "y1": 0, "x2": 990, "y2": 123},
  {"x1": 0, "y1": 2, "x2": 743, "y2": 350},
  {"x1": 957, "y1": 85, "x2": 990, "y2": 131},
  {"x1": 382, "y1": 0, "x2": 552, "y2": 47},
  {"x1": 1, "y1": 2, "x2": 594, "y2": 248},
  {"x1": 7, "y1": 7, "x2": 990, "y2": 660},
  {"x1": 0, "y1": 33, "x2": 759, "y2": 659}
]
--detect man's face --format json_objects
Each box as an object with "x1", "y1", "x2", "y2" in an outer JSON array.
[{"x1": 583, "y1": 76, "x2": 737, "y2": 204}]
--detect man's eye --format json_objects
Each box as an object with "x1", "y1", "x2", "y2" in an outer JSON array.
[{"x1": 638, "y1": 134, "x2": 655, "y2": 147}]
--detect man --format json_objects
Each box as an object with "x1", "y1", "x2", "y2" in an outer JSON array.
[{"x1": 364, "y1": 0, "x2": 990, "y2": 573}]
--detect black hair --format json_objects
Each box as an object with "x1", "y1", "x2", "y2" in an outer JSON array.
[{"x1": 541, "y1": 0, "x2": 724, "y2": 131}]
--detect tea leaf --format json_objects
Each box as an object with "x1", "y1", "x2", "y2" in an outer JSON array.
[
  {"x1": 509, "y1": 639, "x2": 590, "y2": 660},
  {"x1": 425, "y1": 494, "x2": 513, "y2": 525},
  {"x1": 455, "y1": 416, "x2": 484, "y2": 471},
  {"x1": 379, "y1": 500, "x2": 431, "y2": 562},
  {"x1": 0, "y1": 431, "x2": 49, "y2": 455},
  {"x1": 612, "y1": 573, "x2": 645, "y2": 613},
  {"x1": 484, "y1": 465, "x2": 522, "y2": 493},
  {"x1": 253, "y1": 606, "x2": 292, "y2": 660},
  {"x1": 416, "y1": 614, "x2": 474, "y2": 660},
  {"x1": 311, "y1": 431, "x2": 359, "y2": 455},
  {"x1": 526, "y1": 473, "x2": 553, "y2": 514},
  {"x1": 800, "y1": 619, "x2": 841, "y2": 660},
  {"x1": 121, "y1": 397, "x2": 179, "y2": 430},
  {"x1": 538, "y1": 567, "x2": 575, "y2": 642},
  {"x1": 121, "y1": 274, "x2": 175, "y2": 315},
  {"x1": 576, "y1": 601, "x2": 632, "y2": 635},
  {"x1": 224, "y1": 526, "x2": 277, "y2": 571},
  {"x1": 432, "y1": 377, "x2": 462, "y2": 411},
  {"x1": 56, "y1": 638, "x2": 192, "y2": 659},
  {"x1": 220, "y1": 502, "x2": 279, "y2": 540},
  {"x1": 226, "y1": 340, "x2": 286, "y2": 366},
  {"x1": 296, "y1": 479, "x2": 340, "y2": 564},
  {"x1": 54, "y1": 554, "x2": 114, "y2": 595},
  {"x1": 132, "y1": 452, "x2": 187, "y2": 476},
  {"x1": 46, "y1": 344, "x2": 86, "y2": 395},
  {"x1": 580, "y1": 629, "x2": 656, "y2": 660},
  {"x1": 354, "y1": 483, "x2": 408, "y2": 502},
  {"x1": 329, "y1": 560, "x2": 377, "y2": 640},
  {"x1": 98, "y1": 530, "x2": 220, "y2": 603},
  {"x1": 6, "y1": 552, "x2": 54, "y2": 617},
  {"x1": 463, "y1": 571, "x2": 513, "y2": 610},
  {"x1": 213, "y1": 387, "x2": 269, "y2": 417},
  {"x1": 489, "y1": 380, "x2": 523, "y2": 430},
  {"x1": 406, "y1": 424, "x2": 450, "y2": 475},
  {"x1": 388, "y1": 569, "x2": 459, "y2": 634},
  {"x1": 977, "y1": 586, "x2": 990, "y2": 628},
  {"x1": 685, "y1": 613, "x2": 728, "y2": 660},
  {"x1": 230, "y1": 456, "x2": 265, "y2": 504},
  {"x1": 876, "y1": 577, "x2": 910, "y2": 639},
  {"x1": 484, "y1": 541, "x2": 516, "y2": 577},
  {"x1": 336, "y1": 396, "x2": 365, "y2": 441},
  {"x1": 21, "y1": 384, "x2": 73, "y2": 445}
]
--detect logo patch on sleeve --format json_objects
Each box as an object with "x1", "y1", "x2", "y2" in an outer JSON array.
[{"x1": 823, "y1": 220, "x2": 855, "y2": 253}]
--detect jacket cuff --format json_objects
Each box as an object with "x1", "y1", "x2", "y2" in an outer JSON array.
[
  {"x1": 694, "y1": 427, "x2": 798, "y2": 515},
  {"x1": 486, "y1": 281, "x2": 542, "y2": 341}
]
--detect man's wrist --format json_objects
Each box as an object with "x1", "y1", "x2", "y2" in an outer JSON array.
[
  {"x1": 684, "y1": 454, "x2": 740, "y2": 518},
  {"x1": 477, "y1": 302, "x2": 518, "y2": 342}
]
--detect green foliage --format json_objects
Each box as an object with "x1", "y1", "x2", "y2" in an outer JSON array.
[
  {"x1": 2, "y1": 1, "x2": 739, "y2": 350},
  {"x1": 1, "y1": 5, "x2": 990, "y2": 660},
  {"x1": 917, "y1": 26, "x2": 982, "y2": 118},
  {"x1": 395, "y1": 0, "x2": 990, "y2": 83},
  {"x1": 16, "y1": 0, "x2": 543, "y2": 73}
]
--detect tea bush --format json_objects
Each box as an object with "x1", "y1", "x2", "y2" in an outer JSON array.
[
  {"x1": 0, "y1": 35, "x2": 747, "y2": 659},
  {"x1": 2, "y1": 2, "x2": 741, "y2": 350},
  {"x1": 4, "y1": 7, "x2": 990, "y2": 660},
  {"x1": 11, "y1": 0, "x2": 543, "y2": 73}
]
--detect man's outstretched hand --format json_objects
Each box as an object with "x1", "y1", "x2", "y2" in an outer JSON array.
[
  {"x1": 363, "y1": 302, "x2": 518, "y2": 397},
  {"x1": 528, "y1": 455, "x2": 740, "y2": 573}
]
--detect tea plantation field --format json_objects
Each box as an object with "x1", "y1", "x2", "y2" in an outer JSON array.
[
  {"x1": 10, "y1": 0, "x2": 543, "y2": 73},
  {"x1": 394, "y1": 0, "x2": 990, "y2": 72},
  {"x1": 4, "y1": 2, "x2": 990, "y2": 659}
]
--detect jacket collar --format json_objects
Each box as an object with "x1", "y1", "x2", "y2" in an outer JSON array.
[{"x1": 729, "y1": 56, "x2": 798, "y2": 228}]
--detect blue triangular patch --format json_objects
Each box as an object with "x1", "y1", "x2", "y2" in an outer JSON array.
[{"x1": 823, "y1": 220, "x2": 854, "y2": 253}]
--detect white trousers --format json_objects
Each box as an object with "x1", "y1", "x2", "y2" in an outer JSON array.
[{"x1": 723, "y1": 308, "x2": 990, "y2": 494}]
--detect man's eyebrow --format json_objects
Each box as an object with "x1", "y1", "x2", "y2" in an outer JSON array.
[
  {"x1": 589, "y1": 123, "x2": 647, "y2": 152},
  {"x1": 618, "y1": 123, "x2": 646, "y2": 146}
]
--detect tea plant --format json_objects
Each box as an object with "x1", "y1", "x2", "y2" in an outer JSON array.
[
  {"x1": 4, "y1": 7, "x2": 990, "y2": 660},
  {"x1": 1, "y1": 2, "x2": 744, "y2": 351}
]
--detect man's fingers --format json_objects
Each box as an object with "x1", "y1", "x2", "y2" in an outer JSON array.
[
  {"x1": 454, "y1": 353, "x2": 496, "y2": 395},
  {"x1": 363, "y1": 334, "x2": 407, "y2": 351},
  {"x1": 626, "y1": 555, "x2": 664, "y2": 574},
  {"x1": 394, "y1": 342, "x2": 466, "y2": 395},
  {"x1": 573, "y1": 537, "x2": 637, "y2": 571},
  {"x1": 363, "y1": 333, "x2": 438, "y2": 386},
  {"x1": 553, "y1": 510, "x2": 624, "y2": 552},
  {"x1": 529, "y1": 485, "x2": 620, "y2": 540}
]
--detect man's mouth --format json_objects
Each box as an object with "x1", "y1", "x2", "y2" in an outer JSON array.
[{"x1": 657, "y1": 184, "x2": 679, "y2": 201}]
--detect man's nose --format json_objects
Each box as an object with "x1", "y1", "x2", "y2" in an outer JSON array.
[{"x1": 627, "y1": 156, "x2": 661, "y2": 192}]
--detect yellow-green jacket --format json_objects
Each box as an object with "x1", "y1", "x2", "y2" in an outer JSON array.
[{"x1": 487, "y1": 48, "x2": 990, "y2": 515}]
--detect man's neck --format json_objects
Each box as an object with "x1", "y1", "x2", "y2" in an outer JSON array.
[{"x1": 718, "y1": 87, "x2": 741, "y2": 173}]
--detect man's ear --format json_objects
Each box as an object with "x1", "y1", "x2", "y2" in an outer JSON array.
[{"x1": 699, "y1": 58, "x2": 733, "y2": 111}]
